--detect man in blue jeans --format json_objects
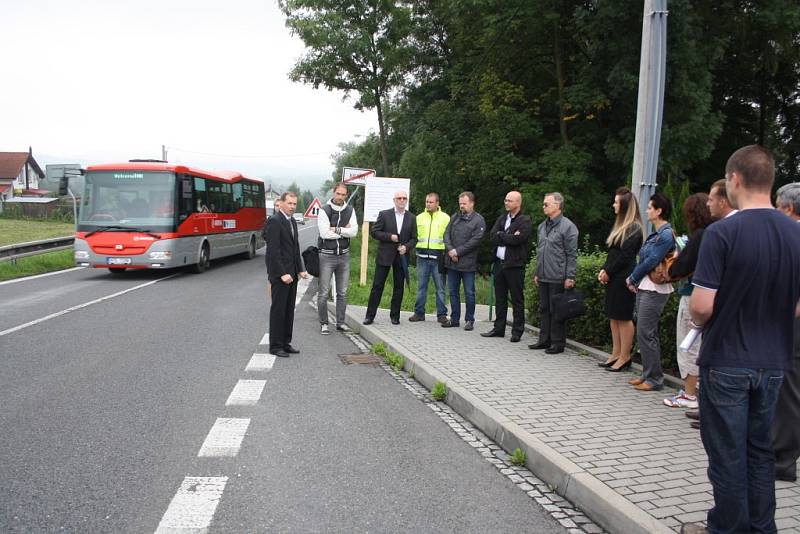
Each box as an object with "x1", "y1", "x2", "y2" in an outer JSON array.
[
  {"x1": 408, "y1": 192, "x2": 450, "y2": 324},
  {"x1": 687, "y1": 145, "x2": 800, "y2": 534},
  {"x1": 442, "y1": 191, "x2": 485, "y2": 330}
]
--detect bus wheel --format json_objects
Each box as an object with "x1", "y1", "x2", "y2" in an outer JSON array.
[
  {"x1": 242, "y1": 236, "x2": 256, "y2": 259},
  {"x1": 108, "y1": 268, "x2": 126, "y2": 275},
  {"x1": 192, "y1": 243, "x2": 210, "y2": 273}
]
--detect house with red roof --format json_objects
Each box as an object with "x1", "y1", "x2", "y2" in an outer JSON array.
[{"x1": 0, "y1": 147, "x2": 46, "y2": 201}]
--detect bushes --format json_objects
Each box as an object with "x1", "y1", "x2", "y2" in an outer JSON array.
[{"x1": 524, "y1": 252, "x2": 680, "y2": 373}]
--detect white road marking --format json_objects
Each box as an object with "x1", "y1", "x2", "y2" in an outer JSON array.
[
  {"x1": 294, "y1": 275, "x2": 312, "y2": 307},
  {"x1": 245, "y1": 353, "x2": 275, "y2": 372},
  {"x1": 0, "y1": 273, "x2": 181, "y2": 338},
  {"x1": 155, "y1": 476, "x2": 227, "y2": 533},
  {"x1": 225, "y1": 379, "x2": 266, "y2": 406},
  {"x1": 197, "y1": 418, "x2": 251, "y2": 457},
  {"x1": 259, "y1": 333, "x2": 269, "y2": 346},
  {"x1": 0, "y1": 266, "x2": 84, "y2": 286}
]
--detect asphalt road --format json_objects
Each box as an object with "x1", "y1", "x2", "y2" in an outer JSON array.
[{"x1": 0, "y1": 222, "x2": 564, "y2": 533}]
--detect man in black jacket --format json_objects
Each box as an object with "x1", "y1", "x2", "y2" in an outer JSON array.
[
  {"x1": 363, "y1": 191, "x2": 417, "y2": 325},
  {"x1": 266, "y1": 192, "x2": 308, "y2": 358},
  {"x1": 481, "y1": 191, "x2": 532, "y2": 342}
]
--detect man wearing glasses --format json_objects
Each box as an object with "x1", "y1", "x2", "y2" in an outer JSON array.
[{"x1": 363, "y1": 191, "x2": 417, "y2": 325}]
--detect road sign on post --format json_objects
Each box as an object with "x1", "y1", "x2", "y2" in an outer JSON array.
[
  {"x1": 341, "y1": 167, "x2": 375, "y2": 186},
  {"x1": 303, "y1": 197, "x2": 323, "y2": 218}
]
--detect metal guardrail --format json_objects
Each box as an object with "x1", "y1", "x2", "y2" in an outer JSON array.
[{"x1": 0, "y1": 236, "x2": 75, "y2": 263}]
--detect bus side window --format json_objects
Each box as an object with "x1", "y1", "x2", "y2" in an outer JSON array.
[{"x1": 178, "y1": 175, "x2": 195, "y2": 221}]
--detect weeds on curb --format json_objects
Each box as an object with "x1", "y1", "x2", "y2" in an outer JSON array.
[
  {"x1": 372, "y1": 342, "x2": 387, "y2": 356},
  {"x1": 431, "y1": 381, "x2": 447, "y2": 401},
  {"x1": 510, "y1": 448, "x2": 527, "y2": 466},
  {"x1": 372, "y1": 343, "x2": 405, "y2": 372}
]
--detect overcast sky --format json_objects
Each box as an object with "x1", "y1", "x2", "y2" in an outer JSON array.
[{"x1": 1, "y1": 0, "x2": 376, "y2": 189}]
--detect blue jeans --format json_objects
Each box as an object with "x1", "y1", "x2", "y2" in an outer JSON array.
[
  {"x1": 447, "y1": 269, "x2": 476, "y2": 323},
  {"x1": 414, "y1": 257, "x2": 447, "y2": 317},
  {"x1": 699, "y1": 366, "x2": 784, "y2": 534}
]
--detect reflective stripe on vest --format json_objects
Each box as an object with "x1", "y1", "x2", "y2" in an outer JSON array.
[{"x1": 416, "y1": 209, "x2": 449, "y2": 250}]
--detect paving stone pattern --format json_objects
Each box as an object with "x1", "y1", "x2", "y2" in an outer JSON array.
[{"x1": 350, "y1": 304, "x2": 800, "y2": 533}]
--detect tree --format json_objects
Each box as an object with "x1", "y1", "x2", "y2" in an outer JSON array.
[{"x1": 279, "y1": 0, "x2": 416, "y2": 175}]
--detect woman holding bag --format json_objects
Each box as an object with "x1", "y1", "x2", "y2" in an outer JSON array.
[
  {"x1": 597, "y1": 187, "x2": 645, "y2": 372},
  {"x1": 625, "y1": 193, "x2": 675, "y2": 392}
]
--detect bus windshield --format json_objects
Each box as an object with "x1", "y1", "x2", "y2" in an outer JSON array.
[{"x1": 77, "y1": 171, "x2": 177, "y2": 232}]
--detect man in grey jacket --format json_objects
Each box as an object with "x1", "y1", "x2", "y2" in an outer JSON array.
[
  {"x1": 441, "y1": 191, "x2": 486, "y2": 331},
  {"x1": 529, "y1": 192, "x2": 578, "y2": 354}
]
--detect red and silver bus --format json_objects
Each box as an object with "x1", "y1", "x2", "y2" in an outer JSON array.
[{"x1": 73, "y1": 161, "x2": 265, "y2": 274}]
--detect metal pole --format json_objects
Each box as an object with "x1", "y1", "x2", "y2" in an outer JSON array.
[{"x1": 68, "y1": 187, "x2": 77, "y2": 227}]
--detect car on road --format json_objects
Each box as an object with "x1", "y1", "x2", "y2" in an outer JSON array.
[{"x1": 293, "y1": 213, "x2": 305, "y2": 225}]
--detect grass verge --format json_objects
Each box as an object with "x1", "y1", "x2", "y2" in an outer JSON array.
[
  {"x1": 0, "y1": 250, "x2": 75, "y2": 282},
  {"x1": 0, "y1": 219, "x2": 74, "y2": 247}
]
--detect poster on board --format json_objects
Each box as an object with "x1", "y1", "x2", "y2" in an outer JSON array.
[{"x1": 363, "y1": 177, "x2": 411, "y2": 222}]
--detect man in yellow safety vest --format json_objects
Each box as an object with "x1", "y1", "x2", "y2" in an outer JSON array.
[{"x1": 408, "y1": 192, "x2": 450, "y2": 323}]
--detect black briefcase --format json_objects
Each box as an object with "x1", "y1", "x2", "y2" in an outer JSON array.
[{"x1": 552, "y1": 289, "x2": 586, "y2": 322}]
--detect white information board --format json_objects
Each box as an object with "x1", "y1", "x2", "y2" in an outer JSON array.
[{"x1": 363, "y1": 177, "x2": 411, "y2": 222}]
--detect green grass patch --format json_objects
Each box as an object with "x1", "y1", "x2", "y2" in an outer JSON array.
[
  {"x1": 0, "y1": 219, "x2": 74, "y2": 247},
  {"x1": 347, "y1": 233, "x2": 493, "y2": 311},
  {"x1": 510, "y1": 448, "x2": 527, "y2": 466},
  {"x1": 431, "y1": 381, "x2": 447, "y2": 401},
  {"x1": 0, "y1": 250, "x2": 74, "y2": 281}
]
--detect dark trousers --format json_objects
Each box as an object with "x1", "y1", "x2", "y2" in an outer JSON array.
[
  {"x1": 699, "y1": 366, "x2": 783, "y2": 533},
  {"x1": 365, "y1": 258, "x2": 405, "y2": 321},
  {"x1": 269, "y1": 278, "x2": 297, "y2": 351},
  {"x1": 538, "y1": 281, "x2": 566, "y2": 348},
  {"x1": 492, "y1": 261, "x2": 524, "y2": 337},
  {"x1": 773, "y1": 360, "x2": 800, "y2": 479}
]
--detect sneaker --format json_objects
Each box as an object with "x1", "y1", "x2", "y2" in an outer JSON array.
[
  {"x1": 336, "y1": 324, "x2": 351, "y2": 333},
  {"x1": 663, "y1": 390, "x2": 698, "y2": 409},
  {"x1": 408, "y1": 314, "x2": 425, "y2": 322},
  {"x1": 440, "y1": 319, "x2": 460, "y2": 328},
  {"x1": 437, "y1": 315, "x2": 449, "y2": 324},
  {"x1": 320, "y1": 324, "x2": 330, "y2": 335},
  {"x1": 464, "y1": 321, "x2": 474, "y2": 331}
]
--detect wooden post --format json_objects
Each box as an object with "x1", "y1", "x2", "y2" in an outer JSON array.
[{"x1": 359, "y1": 220, "x2": 369, "y2": 286}]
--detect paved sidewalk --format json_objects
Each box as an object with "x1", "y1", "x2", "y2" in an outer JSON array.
[{"x1": 345, "y1": 304, "x2": 800, "y2": 534}]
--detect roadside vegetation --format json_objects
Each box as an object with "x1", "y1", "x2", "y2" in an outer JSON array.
[
  {"x1": 0, "y1": 219, "x2": 74, "y2": 247},
  {"x1": 0, "y1": 250, "x2": 74, "y2": 282}
]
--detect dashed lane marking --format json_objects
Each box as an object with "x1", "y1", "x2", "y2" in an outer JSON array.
[
  {"x1": 259, "y1": 333, "x2": 269, "y2": 346},
  {"x1": 245, "y1": 353, "x2": 275, "y2": 371},
  {"x1": 0, "y1": 273, "x2": 181, "y2": 338},
  {"x1": 0, "y1": 266, "x2": 84, "y2": 286},
  {"x1": 154, "y1": 476, "x2": 228, "y2": 533},
  {"x1": 198, "y1": 418, "x2": 251, "y2": 457},
  {"x1": 225, "y1": 379, "x2": 266, "y2": 406}
]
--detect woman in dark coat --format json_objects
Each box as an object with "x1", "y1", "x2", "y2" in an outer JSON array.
[{"x1": 597, "y1": 187, "x2": 645, "y2": 371}]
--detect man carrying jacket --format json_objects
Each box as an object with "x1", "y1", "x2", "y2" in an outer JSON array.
[
  {"x1": 441, "y1": 191, "x2": 485, "y2": 331},
  {"x1": 317, "y1": 182, "x2": 358, "y2": 335},
  {"x1": 409, "y1": 192, "x2": 450, "y2": 323},
  {"x1": 529, "y1": 192, "x2": 578, "y2": 354},
  {"x1": 482, "y1": 191, "x2": 532, "y2": 342}
]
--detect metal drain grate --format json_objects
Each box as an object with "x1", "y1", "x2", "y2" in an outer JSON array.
[{"x1": 339, "y1": 353, "x2": 382, "y2": 365}]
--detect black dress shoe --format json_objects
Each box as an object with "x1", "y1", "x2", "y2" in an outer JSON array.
[
  {"x1": 605, "y1": 359, "x2": 632, "y2": 372},
  {"x1": 391, "y1": 318, "x2": 400, "y2": 325},
  {"x1": 544, "y1": 346, "x2": 565, "y2": 354},
  {"x1": 598, "y1": 359, "x2": 618, "y2": 368},
  {"x1": 528, "y1": 342, "x2": 550, "y2": 350},
  {"x1": 271, "y1": 349, "x2": 290, "y2": 358},
  {"x1": 685, "y1": 410, "x2": 700, "y2": 421},
  {"x1": 363, "y1": 318, "x2": 374, "y2": 325},
  {"x1": 480, "y1": 330, "x2": 504, "y2": 338},
  {"x1": 285, "y1": 345, "x2": 300, "y2": 354},
  {"x1": 690, "y1": 421, "x2": 700, "y2": 430},
  {"x1": 510, "y1": 335, "x2": 521, "y2": 342},
  {"x1": 776, "y1": 471, "x2": 797, "y2": 482}
]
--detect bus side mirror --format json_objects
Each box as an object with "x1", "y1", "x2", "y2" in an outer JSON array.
[{"x1": 58, "y1": 177, "x2": 69, "y2": 196}]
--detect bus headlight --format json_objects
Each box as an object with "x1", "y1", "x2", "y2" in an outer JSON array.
[
  {"x1": 149, "y1": 251, "x2": 172, "y2": 260},
  {"x1": 75, "y1": 250, "x2": 89, "y2": 259}
]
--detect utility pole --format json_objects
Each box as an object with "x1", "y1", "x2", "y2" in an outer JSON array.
[
  {"x1": 631, "y1": 0, "x2": 669, "y2": 228},
  {"x1": 162, "y1": 145, "x2": 168, "y2": 162}
]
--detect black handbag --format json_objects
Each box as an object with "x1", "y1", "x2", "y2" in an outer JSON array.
[
  {"x1": 301, "y1": 245, "x2": 320, "y2": 277},
  {"x1": 552, "y1": 289, "x2": 586, "y2": 322}
]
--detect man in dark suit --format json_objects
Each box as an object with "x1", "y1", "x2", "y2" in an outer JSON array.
[
  {"x1": 363, "y1": 191, "x2": 417, "y2": 325},
  {"x1": 266, "y1": 192, "x2": 308, "y2": 358},
  {"x1": 481, "y1": 191, "x2": 532, "y2": 342}
]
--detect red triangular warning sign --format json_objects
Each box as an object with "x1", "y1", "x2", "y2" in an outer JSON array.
[{"x1": 304, "y1": 197, "x2": 323, "y2": 218}]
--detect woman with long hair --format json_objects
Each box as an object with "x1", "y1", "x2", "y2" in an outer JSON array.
[
  {"x1": 662, "y1": 193, "x2": 713, "y2": 408},
  {"x1": 625, "y1": 193, "x2": 675, "y2": 392},
  {"x1": 598, "y1": 187, "x2": 645, "y2": 371}
]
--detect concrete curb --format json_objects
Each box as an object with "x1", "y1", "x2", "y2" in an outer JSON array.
[{"x1": 343, "y1": 306, "x2": 673, "y2": 534}]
